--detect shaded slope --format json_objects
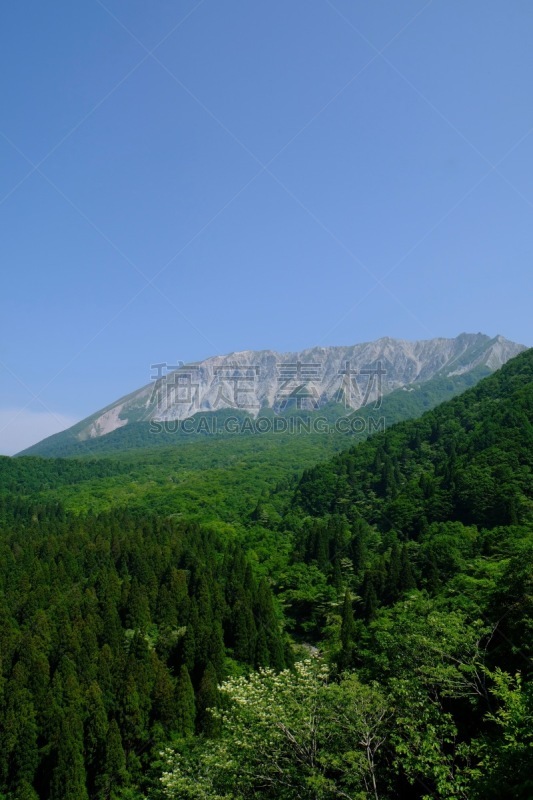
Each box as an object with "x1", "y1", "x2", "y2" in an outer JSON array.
[{"x1": 293, "y1": 347, "x2": 533, "y2": 529}]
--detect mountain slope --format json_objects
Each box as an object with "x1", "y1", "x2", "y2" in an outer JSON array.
[
  {"x1": 151, "y1": 354, "x2": 533, "y2": 800},
  {"x1": 292, "y1": 346, "x2": 533, "y2": 525},
  {"x1": 19, "y1": 364, "x2": 489, "y2": 459},
  {"x1": 19, "y1": 333, "x2": 525, "y2": 457},
  {"x1": 2, "y1": 349, "x2": 532, "y2": 800}
]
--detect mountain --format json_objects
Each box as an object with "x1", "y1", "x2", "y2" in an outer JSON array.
[
  {"x1": 201, "y1": 346, "x2": 533, "y2": 800},
  {"x1": 2, "y1": 346, "x2": 532, "y2": 800},
  {"x1": 19, "y1": 333, "x2": 525, "y2": 457}
]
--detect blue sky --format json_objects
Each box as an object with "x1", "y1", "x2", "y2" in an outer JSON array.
[{"x1": 1, "y1": 0, "x2": 532, "y2": 453}]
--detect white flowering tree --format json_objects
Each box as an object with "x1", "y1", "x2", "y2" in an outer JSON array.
[{"x1": 160, "y1": 659, "x2": 390, "y2": 800}]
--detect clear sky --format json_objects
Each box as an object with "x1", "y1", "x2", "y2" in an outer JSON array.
[{"x1": 1, "y1": 0, "x2": 532, "y2": 454}]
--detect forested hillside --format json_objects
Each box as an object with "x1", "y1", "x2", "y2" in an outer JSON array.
[
  {"x1": 293, "y1": 345, "x2": 532, "y2": 524},
  {"x1": 0, "y1": 351, "x2": 531, "y2": 799},
  {"x1": 4, "y1": 433, "x2": 340, "y2": 522},
  {"x1": 162, "y1": 349, "x2": 533, "y2": 799},
  {"x1": 0, "y1": 502, "x2": 287, "y2": 799}
]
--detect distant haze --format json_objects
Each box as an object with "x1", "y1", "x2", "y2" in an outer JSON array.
[{"x1": 0, "y1": 409, "x2": 78, "y2": 456}]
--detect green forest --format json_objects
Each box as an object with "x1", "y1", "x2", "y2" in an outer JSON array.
[{"x1": 0, "y1": 350, "x2": 532, "y2": 799}]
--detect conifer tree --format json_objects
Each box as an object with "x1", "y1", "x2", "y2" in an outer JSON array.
[
  {"x1": 254, "y1": 579, "x2": 285, "y2": 670},
  {"x1": 152, "y1": 659, "x2": 176, "y2": 729},
  {"x1": 156, "y1": 584, "x2": 178, "y2": 629},
  {"x1": 50, "y1": 712, "x2": 89, "y2": 800},
  {"x1": 232, "y1": 594, "x2": 257, "y2": 664},
  {"x1": 398, "y1": 544, "x2": 416, "y2": 594},
  {"x1": 207, "y1": 620, "x2": 226, "y2": 681},
  {"x1": 196, "y1": 662, "x2": 219, "y2": 737},
  {"x1": 349, "y1": 529, "x2": 366, "y2": 574},
  {"x1": 97, "y1": 719, "x2": 127, "y2": 800},
  {"x1": 361, "y1": 573, "x2": 378, "y2": 621},
  {"x1": 385, "y1": 542, "x2": 401, "y2": 603},
  {"x1": 3, "y1": 682, "x2": 39, "y2": 793},
  {"x1": 84, "y1": 682, "x2": 108, "y2": 792},
  {"x1": 181, "y1": 600, "x2": 199, "y2": 674},
  {"x1": 175, "y1": 665, "x2": 196, "y2": 738},
  {"x1": 254, "y1": 627, "x2": 270, "y2": 668},
  {"x1": 171, "y1": 569, "x2": 190, "y2": 623}
]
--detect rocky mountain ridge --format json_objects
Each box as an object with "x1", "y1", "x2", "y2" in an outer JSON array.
[{"x1": 20, "y1": 333, "x2": 525, "y2": 455}]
